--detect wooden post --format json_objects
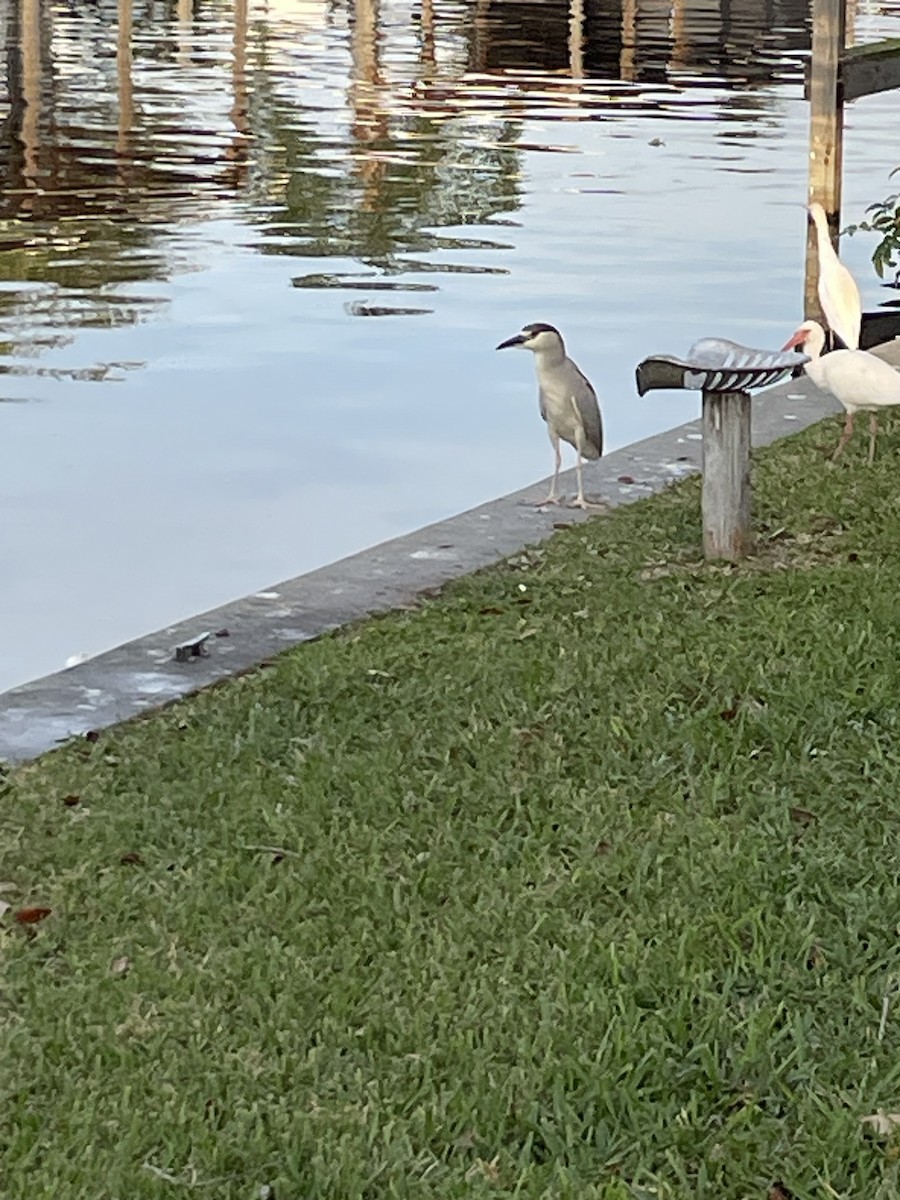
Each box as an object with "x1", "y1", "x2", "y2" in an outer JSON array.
[
  {"x1": 805, "y1": 0, "x2": 846, "y2": 321},
  {"x1": 701, "y1": 390, "x2": 752, "y2": 561}
]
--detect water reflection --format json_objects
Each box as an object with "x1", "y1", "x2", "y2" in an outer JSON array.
[
  {"x1": 0, "y1": 0, "x2": 829, "y2": 287},
  {"x1": 0, "y1": 0, "x2": 866, "y2": 326},
  {"x1": 0, "y1": 0, "x2": 825, "y2": 369},
  {"x1": 1, "y1": 0, "x2": 900, "y2": 692},
  {"x1": 467, "y1": 0, "x2": 810, "y2": 83}
]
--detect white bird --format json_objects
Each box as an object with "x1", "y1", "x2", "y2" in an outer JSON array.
[
  {"x1": 782, "y1": 319, "x2": 900, "y2": 464},
  {"x1": 808, "y1": 201, "x2": 862, "y2": 351},
  {"x1": 496, "y1": 323, "x2": 603, "y2": 508}
]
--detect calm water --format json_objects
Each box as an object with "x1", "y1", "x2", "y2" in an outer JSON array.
[{"x1": 1, "y1": 0, "x2": 900, "y2": 692}]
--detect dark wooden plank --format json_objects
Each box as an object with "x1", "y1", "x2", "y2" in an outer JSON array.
[{"x1": 843, "y1": 38, "x2": 900, "y2": 101}]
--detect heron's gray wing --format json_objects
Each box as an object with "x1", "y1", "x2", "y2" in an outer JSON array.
[
  {"x1": 570, "y1": 363, "x2": 603, "y2": 457},
  {"x1": 538, "y1": 387, "x2": 549, "y2": 424}
]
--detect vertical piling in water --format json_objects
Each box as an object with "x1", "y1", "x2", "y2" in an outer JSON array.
[
  {"x1": 805, "y1": 0, "x2": 847, "y2": 321},
  {"x1": 701, "y1": 389, "x2": 752, "y2": 561}
]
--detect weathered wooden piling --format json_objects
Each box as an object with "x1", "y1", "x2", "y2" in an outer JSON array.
[
  {"x1": 805, "y1": 0, "x2": 846, "y2": 324},
  {"x1": 804, "y1": 0, "x2": 900, "y2": 321},
  {"x1": 701, "y1": 389, "x2": 752, "y2": 561},
  {"x1": 635, "y1": 343, "x2": 803, "y2": 565}
]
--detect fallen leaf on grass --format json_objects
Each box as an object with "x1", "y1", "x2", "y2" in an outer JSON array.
[
  {"x1": 763, "y1": 526, "x2": 790, "y2": 542},
  {"x1": 466, "y1": 1156, "x2": 501, "y2": 1184},
  {"x1": 552, "y1": 521, "x2": 573, "y2": 530},
  {"x1": 639, "y1": 564, "x2": 676, "y2": 581},
  {"x1": 14, "y1": 907, "x2": 52, "y2": 925},
  {"x1": 478, "y1": 606, "x2": 505, "y2": 616},
  {"x1": 768, "y1": 1182, "x2": 797, "y2": 1200},
  {"x1": 111, "y1": 955, "x2": 131, "y2": 976},
  {"x1": 120, "y1": 852, "x2": 144, "y2": 866},
  {"x1": 516, "y1": 726, "x2": 546, "y2": 745},
  {"x1": 861, "y1": 1112, "x2": 900, "y2": 1137},
  {"x1": 790, "y1": 806, "x2": 817, "y2": 826},
  {"x1": 61, "y1": 793, "x2": 81, "y2": 807}
]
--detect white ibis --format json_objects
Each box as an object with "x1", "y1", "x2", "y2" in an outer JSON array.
[
  {"x1": 497, "y1": 323, "x2": 604, "y2": 509},
  {"x1": 808, "y1": 201, "x2": 862, "y2": 351},
  {"x1": 782, "y1": 319, "x2": 900, "y2": 464}
]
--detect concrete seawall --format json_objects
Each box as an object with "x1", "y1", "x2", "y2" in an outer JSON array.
[{"x1": 4, "y1": 347, "x2": 895, "y2": 765}]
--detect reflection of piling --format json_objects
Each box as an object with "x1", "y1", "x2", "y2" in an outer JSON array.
[
  {"x1": 350, "y1": 0, "x2": 381, "y2": 126},
  {"x1": 619, "y1": 0, "x2": 636, "y2": 80},
  {"x1": 117, "y1": 0, "x2": 133, "y2": 174},
  {"x1": 226, "y1": 0, "x2": 250, "y2": 189},
  {"x1": 21, "y1": 0, "x2": 41, "y2": 200},
  {"x1": 568, "y1": 0, "x2": 584, "y2": 78},
  {"x1": 177, "y1": 0, "x2": 193, "y2": 69},
  {"x1": 470, "y1": 0, "x2": 490, "y2": 73},
  {"x1": 349, "y1": 0, "x2": 387, "y2": 211},
  {"x1": 420, "y1": 0, "x2": 436, "y2": 79},
  {"x1": 3, "y1": 0, "x2": 25, "y2": 202}
]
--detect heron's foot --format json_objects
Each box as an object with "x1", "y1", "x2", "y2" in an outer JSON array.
[
  {"x1": 521, "y1": 494, "x2": 563, "y2": 508},
  {"x1": 567, "y1": 496, "x2": 608, "y2": 511}
]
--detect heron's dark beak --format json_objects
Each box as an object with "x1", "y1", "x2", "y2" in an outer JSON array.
[{"x1": 496, "y1": 334, "x2": 525, "y2": 350}]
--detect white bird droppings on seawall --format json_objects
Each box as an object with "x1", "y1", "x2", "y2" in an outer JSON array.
[{"x1": 410, "y1": 548, "x2": 458, "y2": 560}]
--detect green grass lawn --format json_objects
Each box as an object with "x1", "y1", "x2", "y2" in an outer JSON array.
[{"x1": 5, "y1": 417, "x2": 900, "y2": 1199}]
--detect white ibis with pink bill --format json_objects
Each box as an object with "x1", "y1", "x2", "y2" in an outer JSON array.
[{"x1": 782, "y1": 319, "x2": 900, "y2": 464}]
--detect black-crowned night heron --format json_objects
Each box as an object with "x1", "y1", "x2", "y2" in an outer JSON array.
[{"x1": 496, "y1": 322, "x2": 604, "y2": 508}]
